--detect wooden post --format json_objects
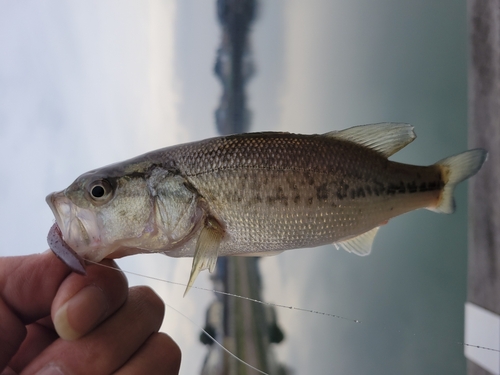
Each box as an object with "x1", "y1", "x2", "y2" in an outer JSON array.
[{"x1": 468, "y1": 0, "x2": 500, "y2": 374}]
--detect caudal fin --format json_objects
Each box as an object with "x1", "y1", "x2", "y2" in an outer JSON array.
[{"x1": 431, "y1": 149, "x2": 487, "y2": 214}]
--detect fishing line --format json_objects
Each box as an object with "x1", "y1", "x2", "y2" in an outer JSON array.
[
  {"x1": 458, "y1": 342, "x2": 500, "y2": 353},
  {"x1": 87, "y1": 260, "x2": 268, "y2": 374},
  {"x1": 87, "y1": 260, "x2": 360, "y2": 323},
  {"x1": 87, "y1": 260, "x2": 500, "y2": 357},
  {"x1": 164, "y1": 301, "x2": 269, "y2": 375}
]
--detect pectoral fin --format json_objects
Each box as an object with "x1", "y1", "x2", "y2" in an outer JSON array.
[
  {"x1": 184, "y1": 217, "x2": 225, "y2": 296},
  {"x1": 334, "y1": 226, "x2": 380, "y2": 256}
]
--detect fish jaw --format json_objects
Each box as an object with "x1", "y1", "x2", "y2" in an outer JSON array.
[{"x1": 46, "y1": 191, "x2": 104, "y2": 261}]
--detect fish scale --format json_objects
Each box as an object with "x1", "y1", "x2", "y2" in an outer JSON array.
[
  {"x1": 168, "y1": 133, "x2": 438, "y2": 254},
  {"x1": 45, "y1": 123, "x2": 487, "y2": 293}
]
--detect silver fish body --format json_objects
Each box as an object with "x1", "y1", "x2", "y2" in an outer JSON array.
[{"x1": 46, "y1": 123, "x2": 487, "y2": 292}]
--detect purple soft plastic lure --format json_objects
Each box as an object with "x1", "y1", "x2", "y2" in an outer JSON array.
[{"x1": 48, "y1": 223, "x2": 87, "y2": 275}]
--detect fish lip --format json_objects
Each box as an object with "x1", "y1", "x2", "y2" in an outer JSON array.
[
  {"x1": 46, "y1": 192, "x2": 74, "y2": 236},
  {"x1": 46, "y1": 191, "x2": 102, "y2": 260},
  {"x1": 46, "y1": 193, "x2": 64, "y2": 227}
]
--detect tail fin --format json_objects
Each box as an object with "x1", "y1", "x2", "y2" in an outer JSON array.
[{"x1": 432, "y1": 149, "x2": 487, "y2": 214}]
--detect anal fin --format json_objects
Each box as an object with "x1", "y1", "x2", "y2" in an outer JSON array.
[
  {"x1": 184, "y1": 216, "x2": 225, "y2": 296},
  {"x1": 334, "y1": 226, "x2": 380, "y2": 256}
]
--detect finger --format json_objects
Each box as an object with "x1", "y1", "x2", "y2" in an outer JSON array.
[
  {"x1": 0, "y1": 252, "x2": 70, "y2": 323},
  {"x1": 0, "y1": 252, "x2": 69, "y2": 372},
  {"x1": 114, "y1": 333, "x2": 181, "y2": 375},
  {"x1": 8, "y1": 322, "x2": 58, "y2": 373},
  {"x1": 0, "y1": 298, "x2": 26, "y2": 372},
  {"x1": 51, "y1": 259, "x2": 128, "y2": 340},
  {"x1": 22, "y1": 286, "x2": 165, "y2": 375},
  {"x1": 0, "y1": 366, "x2": 17, "y2": 375},
  {"x1": 0, "y1": 252, "x2": 127, "y2": 372}
]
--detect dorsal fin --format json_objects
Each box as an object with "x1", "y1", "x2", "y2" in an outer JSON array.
[
  {"x1": 334, "y1": 226, "x2": 380, "y2": 256},
  {"x1": 324, "y1": 123, "x2": 416, "y2": 157}
]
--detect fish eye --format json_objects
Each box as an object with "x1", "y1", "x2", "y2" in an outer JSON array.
[
  {"x1": 91, "y1": 185, "x2": 105, "y2": 198},
  {"x1": 88, "y1": 179, "x2": 113, "y2": 202}
]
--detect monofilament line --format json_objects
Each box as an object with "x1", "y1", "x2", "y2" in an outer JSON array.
[
  {"x1": 458, "y1": 342, "x2": 500, "y2": 353},
  {"x1": 88, "y1": 261, "x2": 268, "y2": 374},
  {"x1": 88, "y1": 261, "x2": 500, "y2": 355},
  {"x1": 165, "y1": 301, "x2": 269, "y2": 375},
  {"x1": 88, "y1": 260, "x2": 360, "y2": 323}
]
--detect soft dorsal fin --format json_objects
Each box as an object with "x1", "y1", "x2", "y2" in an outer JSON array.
[
  {"x1": 325, "y1": 123, "x2": 416, "y2": 157},
  {"x1": 184, "y1": 216, "x2": 225, "y2": 296},
  {"x1": 334, "y1": 226, "x2": 380, "y2": 256}
]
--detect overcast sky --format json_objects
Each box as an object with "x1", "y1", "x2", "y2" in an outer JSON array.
[{"x1": 0, "y1": 1, "x2": 474, "y2": 374}]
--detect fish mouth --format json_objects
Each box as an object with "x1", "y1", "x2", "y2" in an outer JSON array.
[{"x1": 46, "y1": 191, "x2": 103, "y2": 261}]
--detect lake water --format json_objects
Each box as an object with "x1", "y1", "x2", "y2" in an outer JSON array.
[{"x1": 0, "y1": 1, "x2": 469, "y2": 374}]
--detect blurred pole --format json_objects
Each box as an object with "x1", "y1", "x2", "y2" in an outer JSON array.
[{"x1": 467, "y1": 0, "x2": 500, "y2": 374}]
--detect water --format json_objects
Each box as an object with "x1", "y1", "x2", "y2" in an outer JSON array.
[{"x1": 0, "y1": 1, "x2": 469, "y2": 374}]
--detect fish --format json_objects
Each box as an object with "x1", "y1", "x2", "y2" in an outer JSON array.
[{"x1": 46, "y1": 123, "x2": 487, "y2": 294}]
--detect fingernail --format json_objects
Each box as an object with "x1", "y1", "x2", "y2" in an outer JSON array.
[
  {"x1": 54, "y1": 286, "x2": 108, "y2": 340},
  {"x1": 36, "y1": 364, "x2": 65, "y2": 375}
]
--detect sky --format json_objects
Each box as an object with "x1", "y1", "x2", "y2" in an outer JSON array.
[{"x1": 0, "y1": 1, "x2": 476, "y2": 374}]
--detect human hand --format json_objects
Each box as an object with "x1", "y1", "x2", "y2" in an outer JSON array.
[{"x1": 0, "y1": 251, "x2": 181, "y2": 375}]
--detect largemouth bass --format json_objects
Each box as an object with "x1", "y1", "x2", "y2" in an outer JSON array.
[{"x1": 46, "y1": 123, "x2": 487, "y2": 294}]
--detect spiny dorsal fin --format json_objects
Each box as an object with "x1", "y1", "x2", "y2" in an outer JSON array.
[
  {"x1": 184, "y1": 217, "x2": 225, "y2": 296},
  {"x1": 325, "y1": 123, "x2": 416, "y2": 157},
  {"x1": 334, "y1": 226, "x2": 380, "y2": 256}
]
